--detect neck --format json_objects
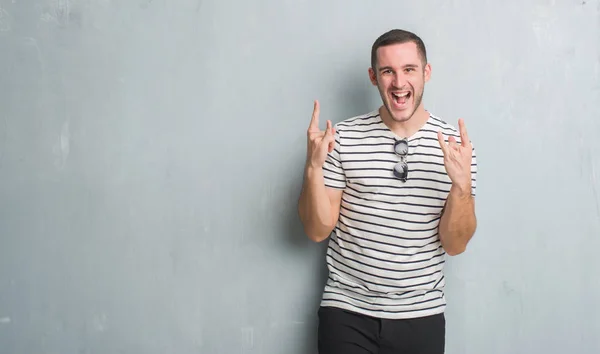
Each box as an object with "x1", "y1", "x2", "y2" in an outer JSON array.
[{"x1": 379, "y1": 105, "x2": 430, "y2": 138}]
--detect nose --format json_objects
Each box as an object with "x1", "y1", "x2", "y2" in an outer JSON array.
[{"x1": 393, "y1": 72, "x2": 406, "y2": 88}]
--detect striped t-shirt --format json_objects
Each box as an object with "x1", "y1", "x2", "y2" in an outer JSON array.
[{"x1": 320, "y1": 109, "x2": 477, "y2": 320}]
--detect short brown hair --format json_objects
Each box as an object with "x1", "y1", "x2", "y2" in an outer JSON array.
[{"x1": 371, "y1": 29, "x2": 428, "y2": 69}]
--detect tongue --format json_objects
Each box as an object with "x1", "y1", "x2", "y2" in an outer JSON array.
[{"x1": 397, "y1": 95, "x2": 407, "y2": 105}]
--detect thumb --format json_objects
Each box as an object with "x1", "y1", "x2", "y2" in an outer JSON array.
[{"x1": 437, "y1": 131, "x2": 448, "y2": 156}]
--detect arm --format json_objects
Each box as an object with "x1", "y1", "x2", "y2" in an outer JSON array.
[
  {"x1": 298, "y1": 100, "x2": 344, "y2": 242},
  {"x1": 437, "y1": 118, "x2": 478, "y2": 256},
  {"x1": 298, "y1": 167, "x2": 343, "y2": 242},
  {"x1": 438, "y1": 185, "x2": 476, "y2": 255}
]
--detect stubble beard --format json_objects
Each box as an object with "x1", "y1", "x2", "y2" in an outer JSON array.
[{"x1": 379, "y1": 84, "x2": 424, "y2": 124}]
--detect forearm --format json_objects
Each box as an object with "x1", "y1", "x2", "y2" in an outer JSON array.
[
  {"x1": 438, "y1": 184, "x2": 477, "y2": 256},
  {"x1": 298, "y1": 166, "x2": 335, "y2": 242}
]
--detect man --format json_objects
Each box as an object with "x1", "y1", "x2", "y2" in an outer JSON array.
[{"x1": 298, "y1": 29, "x2": 477, "y2": 354}]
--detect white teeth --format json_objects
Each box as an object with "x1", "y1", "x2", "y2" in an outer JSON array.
[{"x1": 392, "y1": 92, "x2": 409, "y2": 98}]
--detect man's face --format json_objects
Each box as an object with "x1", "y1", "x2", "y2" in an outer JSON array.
[{"x1": 368, "y1": 42, "x2": 431, "y2": 123}]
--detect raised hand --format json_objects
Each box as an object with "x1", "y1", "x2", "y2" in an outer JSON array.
[
  {"x1": 306, "y1": 100, "x2": 335, "y2": 169},
  {"x1": 437, "y1": 118, "x2": 472, "y2": 194}
]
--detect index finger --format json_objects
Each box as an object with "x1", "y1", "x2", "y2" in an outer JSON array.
[
  {"x1": 458, "y1": 118, "x2": 470, "y2": 147},
  {"x1": 309, "y1": 100, "x2": 320, "y2": 130}
]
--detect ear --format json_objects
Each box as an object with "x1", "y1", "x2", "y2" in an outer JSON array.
[
  {"x1": 424, "y1": 63, "x2": 432, "y2": 82},
  {"x1": 368, "y1": 67, "x2": 377, "y2": 86}
]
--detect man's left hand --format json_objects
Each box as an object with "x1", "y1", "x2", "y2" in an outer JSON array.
[{"x1": 437, "y1": 118, "x2": 473, "y2": 196}]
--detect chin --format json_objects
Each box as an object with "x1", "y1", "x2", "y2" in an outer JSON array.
[
  {"x1": 394, "y1": 117, "x2": 412, "y2": 123},
  {"x1": 391, "y1": 110, "x2": 413, "y2": 122},
  {"x1": 386, "y1": 105, "x2": 414, "y2": 123}
]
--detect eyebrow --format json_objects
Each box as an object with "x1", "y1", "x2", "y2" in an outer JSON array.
[{"x1": 379, "y1": 64, "x2": 419, "y2": 72}]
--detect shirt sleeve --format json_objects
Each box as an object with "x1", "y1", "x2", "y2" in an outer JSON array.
[
  {"x1": 470, "y1": 143, "x2": 477, "y2": 197},
  {"x1": 322, "y1": 126, "x2": 346, "y2": 190}
]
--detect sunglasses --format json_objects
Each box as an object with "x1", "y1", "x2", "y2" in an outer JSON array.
[{"x1": 393, "y1": 138, "x2": 409, "y2": 182}]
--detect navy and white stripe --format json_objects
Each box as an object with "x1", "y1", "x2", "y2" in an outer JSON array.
[{"x1": 320, "y1": 110, "x2": 477, "y2": 319}]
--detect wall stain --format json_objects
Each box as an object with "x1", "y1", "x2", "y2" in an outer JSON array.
[{"x1": 140, "y1": 0, "x2": 154, "y2": 9}]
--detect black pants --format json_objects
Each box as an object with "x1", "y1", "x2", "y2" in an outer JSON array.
[{"x1": 317, "y1": 306, "x2": 445, "y2": 354}]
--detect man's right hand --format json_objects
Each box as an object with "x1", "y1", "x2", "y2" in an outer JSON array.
[
  {"x1": 306, "y1": 100, "x2": 335, "y2": 169},
  {"x1": 299, "y1": 100, "x2": 344, "y2": 242}
]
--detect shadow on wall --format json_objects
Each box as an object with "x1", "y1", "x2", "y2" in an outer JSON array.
[
  {"x1": 279, "y1": 136, "x2": 329, "y2": 354},
  {"x1": 279, "y1": 69, "x2": 374, "y2": 354},
  {"x1": 338, "y1": 68, "x2": 377, "y2": 120}
]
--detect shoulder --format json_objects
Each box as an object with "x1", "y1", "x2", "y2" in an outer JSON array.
[
  {"x1": 427, "y1": 113, "x2": 461, "y2": 139},
  {"x1": 334, "y1": 110, "x2": 381, "y2": 131}
]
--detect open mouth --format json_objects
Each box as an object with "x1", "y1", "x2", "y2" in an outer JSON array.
[{"x1": 391, "y1": 91, "x2": 411, "y2": 108}]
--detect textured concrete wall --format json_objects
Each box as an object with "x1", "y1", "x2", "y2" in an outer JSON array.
[{"x1": 0, "y1": 1, "x2": 599, "y2": 353}]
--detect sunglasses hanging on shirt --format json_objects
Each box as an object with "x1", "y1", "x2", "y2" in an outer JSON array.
[{"x1": 393, "y1": 138, "x2": 409, "y2": 182}]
